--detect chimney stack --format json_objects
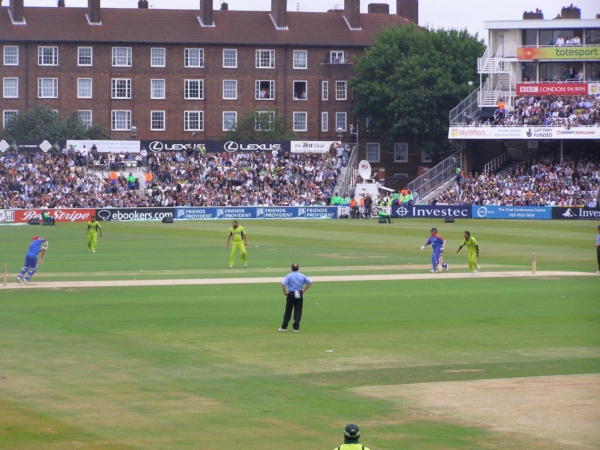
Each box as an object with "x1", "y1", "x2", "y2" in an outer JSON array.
[
  {"x1": 10, "y1": 0, "x2": 24, "y2": 22},
  {"x1": 88, "y1": 0, "x2": 101, "y2": 23},
  {"x1": 397, "y1": 0, "x2": 418, "y2": 24},
  {"x1": 344, "y1": 0, "x2": 360, "y2": 29},
  {"x1": 523, "y1": 9, "x2": 543, "y2": 19},
  {"x1": 368, "y1": 3, "x2": 389, "y2": 14},
  {"x1": 559, "y1": 5, "x2": 581, "y2": 19},
  {"x1": 221, "y1": 2, "x2": 228, "y2": 10},
  {"x1": 138, "y1": 0, "x2": 148, "y2": 8},
  {"x1": 58, "y1": 0, "x2": 65, "y2": 6},
  {"x1": 271, "y1": 0, "x2": 287, "y2": 29},
  {"x1": 199, "y1": 0, "x2": 213, "y2": 26}
]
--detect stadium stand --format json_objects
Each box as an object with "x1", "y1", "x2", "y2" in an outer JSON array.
[{"x1": 430, "y1": 152, "x2": 599, "y2": 207}]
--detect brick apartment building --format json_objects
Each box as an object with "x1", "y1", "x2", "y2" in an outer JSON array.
[{"x1": 1, "y1": 0, "x2": 417, "y2": 162}]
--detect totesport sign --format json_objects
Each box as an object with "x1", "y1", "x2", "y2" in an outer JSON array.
[
  {"x1": 518, "y1": 46, "x2": 600, "y2": 60},
  {"x1": 448, "y1": 127, "x2": 600, "y2": 140}
]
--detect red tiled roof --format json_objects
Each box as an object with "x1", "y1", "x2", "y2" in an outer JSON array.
[{"x1": 0, "y1": 7, "x2": 411, "y2": 46}]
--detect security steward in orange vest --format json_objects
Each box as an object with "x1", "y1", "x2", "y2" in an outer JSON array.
[{"x1": 333, "y1": 423, "x2": 371, "y2": 450}]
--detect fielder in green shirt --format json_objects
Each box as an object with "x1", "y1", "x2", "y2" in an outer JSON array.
[
  {"x1": 333, "y1": 423, "x2": 371, "y2": 450},
  {"x1": 226, "y1": 220, "x2": 248, "y2": 268},
  {"x1": 86, "y1": 215, "x2": 103, "y2": 253},
  {"x1": 456, "y1": 230, "x2": 479, "y2": 275}
]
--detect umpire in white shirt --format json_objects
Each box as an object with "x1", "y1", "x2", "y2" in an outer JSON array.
[{"x1": 279, "y1": 263, "x2": 312, "y2": 332}]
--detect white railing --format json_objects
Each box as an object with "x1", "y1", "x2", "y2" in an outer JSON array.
[
  {"x1": 407, "y1": 151, "x2": 461, "y2": 200},
  {"x1": 337, "y1": 144, "x2": 358, "y2": 198},
  {"x1": 449, "y1": 87, "x2": 480, "y2": 125},
  {"x1": 483, "y1": 150, "x2": 510, "y2": 175}
]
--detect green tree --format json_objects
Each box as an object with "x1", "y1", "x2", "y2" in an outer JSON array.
[
  {"x1": 223, "y1": 108, "x2": 297, "y2": 141},
  {"x1": 0, "y1": 106, "x2": 109, "y2": 140},
  {"x1": 351, "y1": 24, "x2": 484, "y2": 153}
]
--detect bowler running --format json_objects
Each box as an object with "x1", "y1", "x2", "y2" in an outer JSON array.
[{"x1": 456, "y1": 231, "x2": 480, "y2": 275}]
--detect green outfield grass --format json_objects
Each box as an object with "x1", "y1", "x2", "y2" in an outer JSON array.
[{"x1": 0, "y1": 219, "x2": 599, "y2": 449}]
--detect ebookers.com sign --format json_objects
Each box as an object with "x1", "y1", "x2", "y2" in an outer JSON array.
[{"x1": 95, "y1": 208, "x2": 174, "y2": 221}]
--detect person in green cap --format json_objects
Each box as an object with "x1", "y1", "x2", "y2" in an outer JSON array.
[{"x1": 333, "y1": 423, "x2": 370, "y2": 450}]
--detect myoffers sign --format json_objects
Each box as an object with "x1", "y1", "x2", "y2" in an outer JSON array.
[{"x1": 518, "y1": 46, "x2": 600, "y2": 60}]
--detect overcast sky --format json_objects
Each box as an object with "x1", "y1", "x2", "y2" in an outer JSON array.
[{"x1": 17, "y1": 0, "x2": 599, "y2": 43}]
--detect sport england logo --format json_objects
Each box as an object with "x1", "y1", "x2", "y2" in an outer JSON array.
[{"x1": 562, "y1": 208, "x2": 577, "y2": 218}]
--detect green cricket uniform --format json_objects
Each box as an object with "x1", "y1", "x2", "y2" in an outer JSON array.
[
  {"x1": 459, "y1": 235, "x2": 479, "y2": 273},
  {"x1": 228, "y1": 225, "x2": 247, "y2": 267},
  {"x1": 87, "y1": 220, "x2": 102, "y2": 252}
]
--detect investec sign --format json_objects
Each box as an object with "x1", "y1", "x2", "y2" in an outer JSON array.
[{"x1": 392, "y1": 205, "x2": 471, "y2": 218}]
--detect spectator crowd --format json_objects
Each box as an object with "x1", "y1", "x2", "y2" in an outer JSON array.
[
  {"x1": 431, "y1": 152, "x2": 599, "y2": 207},
  {"x1": 0, "y1": 149, "x2": 342, "y2": 209},
  {"x1": 465, "y1": 94, "x2": 600, "y2": 127}
]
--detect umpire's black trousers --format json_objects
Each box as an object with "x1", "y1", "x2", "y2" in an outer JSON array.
[{"x1": 281, "y1": 291, "x2": 304, "y2": 331}]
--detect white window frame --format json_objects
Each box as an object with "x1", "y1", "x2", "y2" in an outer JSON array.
[
  {"x1": 111, "y1": 110, "x2": 131, "y2": 131},
  {"x1": 366, "y1": 143, "x2": 380, "y2": 163},
  {"x1": 322, "y1": 81, "x2": 329, "y2": 101},
  {"x1": 335, "y1": 112, "x2": 347, "y2": 132},
  {"x1": 111, "y1": 78, "x2": 131, "y2": 99},
  {"x1": 336, "y1": 81, "x2": 347, "y2": 100},
  {"x1": 255, "y1": 111, "x2": 275, "y2": 131},
  {"x1": 256, "y1": 49, "x2": 275, "y2": 69},
  {"x1": 223, "y1": 49, "x2": 237, "y2": 68},
  {"x1": 112, "y1": 47, "x2": 132, "y2": 67},
  {"x1": 330, "y1": 51, "x2": 345, "y2": 64},
  {"x1": 184, "y1": 111, "x2": 204, "y2": 131},
  {"x1": 422, "y1": 152, "x2": 432, "y2": 163},
  {"x1": 38, "y1": 46, "x2": 58, "y2": 66},
  {"x1": 37, "y1": 78, "x2": 58, "y2": 98},
  {"x1": 151, "y1": 48, "x2": 166, "y2": 67},
  {"x1": 223, "y1": 80, "x2": 237, "y2": 100},
  {"x1": 78, "y1": 47, "x2": 93, "y2": 66},
  {"x1": 293, "y1": 111, "x2": 307, "y2": 132},
  {"x1": 3, "y1": 110, "x2": 18, "y2": 128},
  {"x1": 321, "y1": 111, "x2": 329, "y2": 132},
  {"x1": 293, "y1": 50, "x2": 307, "y2": 69},
  {"x1": 77, "y1": 78, "x2": 93, "y2": 99},
  {"x1": 293, "y1": 80, "x2": 308, "y2": 101},
  {"x1": 223, "y1": 111, "x2": 237, "y2": 131},
  {"x1": 184, "y1": 48, "x2": 204, "y2": 68},
  {"x1": 3, "y1": 46, "x2": 19, "y2": 66},
  {"x1": 78, "y1": 110, "x2": 92, "y2": 128},
  {"x1": 255, "y1": 80, "x2": 275, "y2": 100},
  {"x1": 151, "y1": 79, "x2": 165, "y2": 99},
  {"x1": 394, "y1": 143, "x2": 408, "y2": 163},
  {"x1": 151, "y1": 111, "x2": 165, "y2": 131},
  {"x1": 3, "y1": 78, "x2": 18, "y2": 98},
  {"x1": 184, "y1": 79, "x2": 204, "y2": 100}
]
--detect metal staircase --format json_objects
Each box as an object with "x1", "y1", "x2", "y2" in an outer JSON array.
[{"x1": 450, "y1": 45, "x2": 517, "y2": 125}]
